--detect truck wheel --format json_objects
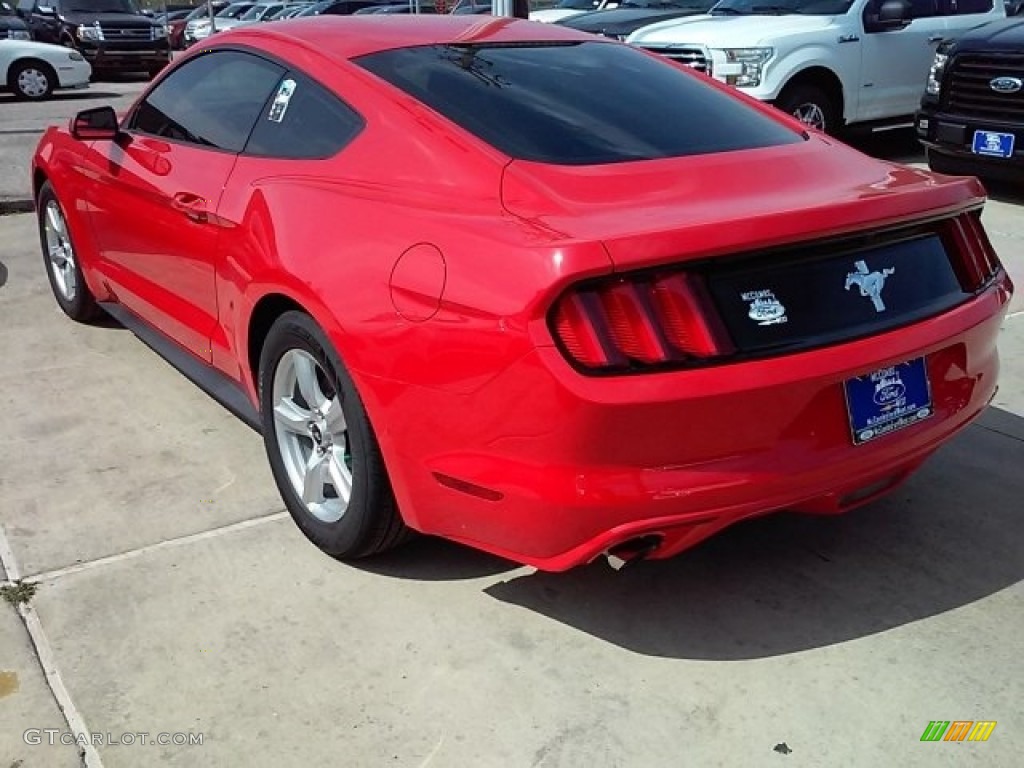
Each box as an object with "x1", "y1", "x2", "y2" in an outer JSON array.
[{"x1": 776, "y1": 84, "x2": 838, "y2": 134}]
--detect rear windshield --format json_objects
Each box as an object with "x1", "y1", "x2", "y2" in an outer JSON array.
[{"x1": 355, "y1": 42, "x2": 802, "y2": 165}]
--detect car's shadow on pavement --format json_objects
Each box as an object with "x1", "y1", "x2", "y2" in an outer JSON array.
[
  {"x1": 0, "y1": 260, "x2": 8, "y2": 289},
  {"x1": 480, "y1": 407, "x2": 1024, "y2": 660},
  {"x1": 352, "y1": 535, "x2": 521, "y2": 582}
]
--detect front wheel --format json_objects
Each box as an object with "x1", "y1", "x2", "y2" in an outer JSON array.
[
  {"x1": 37, "y1": 181, "x2": 102, "y2": 322},
  {"x1": 258, "y1": 311, "x2": 411, "y2": 560},
  {"x1": 10, "y1": 60, "x2": 56, "y2": 101},
  {"x1": 775, "y1": 84, "x2": 839, "y2": 135}
]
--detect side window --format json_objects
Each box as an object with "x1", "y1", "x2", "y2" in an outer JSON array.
[
  {"x1": 245, "y1": 72, "x2": 364, "y2": 159},
  {"x1": 908, "y1": 0, "x2": 939, "y2": 17},
  {"x1": 131, "y1": 51, "x2": 285, "y2": 152},
  {"x1": 946, "y1": 0, "x2": 992, "y2": 13}
]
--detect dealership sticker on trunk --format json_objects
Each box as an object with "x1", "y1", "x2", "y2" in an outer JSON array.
[
  {"x1": 843, "y1": 357, "x2": 932, "y2": 445},
  {"x1": 972, "y1": 130, "x2": 1015, "y2": 159}
]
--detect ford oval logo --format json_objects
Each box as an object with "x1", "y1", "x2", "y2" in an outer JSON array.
[
  {"x1": 990, "y1": 77, "x2": 1023, "y2": 94},
  {"x1": 874, "y1": 382, "x2": 906, "y2": 406}
]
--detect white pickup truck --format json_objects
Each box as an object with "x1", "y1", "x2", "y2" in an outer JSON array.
[{"x1": 627, "y1": 0, "x2": 1007, "y2": 134}]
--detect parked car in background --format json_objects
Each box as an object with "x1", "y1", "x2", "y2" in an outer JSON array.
[
  {"x1": 167, "y1": 4, "x2": 216, "y2": 48},
  {"x1": 1, "y1": 34, "x2": 90, "y2": 97},
  {"x1": 556, "y1": 0, "x2": 712, "y2": 40},
  {"x1": 294, "y1": 0, "x2": 397, "y2": 13},
  {"x1": 530, "y1": 0, "x2": 599, "y2": 22},
  {"x1": 294, "y1": 0, "x2": 392, "y2": 14},
  {"x1": 16, "y1": 0, "x2": 171, "y2": 77},
  {"x1": 355, "y1": 2, "x2": 436, "y2": 11},
  {"x1": 1, "y1": 0, "x2": 31, "y2": 38},
  {"x1": 32, "y1": 17, "x2": 1013, "y2": 571},
  {"x1": 916, "y1": 16, "x2": 1024, "y2": 183},
  {"x1": 192, "y1": 0, "x2": 307, "y2": 37},
  {"x1": 267, "y1": 3, "x2": 312, "y2": 18},
  {"x1": 184, "y1": 1, "x2": 253, "y2": 45},
  {"x1": 449, "y1": 0, "x2": 492, "y2": 12},
  {"x1": 627, "y1": 0, "x2": 1006, "y2": 135}
]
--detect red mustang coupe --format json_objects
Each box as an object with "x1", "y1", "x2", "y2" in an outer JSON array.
[{"x1": 33, "y1": 17, "x2": 1012, "y2": 571}]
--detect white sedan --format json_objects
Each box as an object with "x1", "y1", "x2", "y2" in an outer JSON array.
[{"x1": 1, "y1": 39, "x2": 91, "y2": 100}]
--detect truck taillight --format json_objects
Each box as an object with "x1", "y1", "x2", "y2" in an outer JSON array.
[{"x1": 550, "y1": 272, "x2": 730, "y2": 372}]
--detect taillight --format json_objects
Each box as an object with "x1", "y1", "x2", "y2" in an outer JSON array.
[
  {"x1": 550, "y1": 271, "x2": 731, "y2": 372},
  {"x1": 945, "y1": 211, "x2": 1002, "y2": 291}
]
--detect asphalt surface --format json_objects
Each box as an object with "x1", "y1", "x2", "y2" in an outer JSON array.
[{"x1": 1, "y1": 82, "x2": 1023, "y2": 767}]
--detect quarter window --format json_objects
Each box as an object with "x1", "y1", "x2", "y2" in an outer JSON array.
[
  {"x1": 131, "y1": 51, "x2": 285, "y2": 152},
  {"x1": 245, "y1": 72, "x2": 364, "y2": 159}
]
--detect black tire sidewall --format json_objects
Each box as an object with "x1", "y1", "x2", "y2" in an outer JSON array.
[
  {"x1": 13, "y1": 61, "x2": 55, "y2": 100},
  {"x1": 258, "y1": 311, "x2": 385, "y2": 557},
  {"x1": 777, "y1": 84, "x2": 837, "y2": 135},
  {"x1": 37, "y1": 182, "x2": 96, "y2": 320}
]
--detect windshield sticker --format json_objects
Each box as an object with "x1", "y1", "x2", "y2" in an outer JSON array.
[{"x1": 268, "y1": 79, "x2": 297, "y2": 124}]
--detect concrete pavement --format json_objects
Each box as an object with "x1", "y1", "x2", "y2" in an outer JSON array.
[{"x1": 1, "y1": 173, "x2": 1023, "y2": 765}]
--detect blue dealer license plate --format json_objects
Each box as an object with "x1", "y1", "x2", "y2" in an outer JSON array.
[
  {"x1": 972, "y1": 130, "x2": 1015, "y2": 159},
  {"x1": 844, "y1": 358, "x2": 933, "y2": 446}
]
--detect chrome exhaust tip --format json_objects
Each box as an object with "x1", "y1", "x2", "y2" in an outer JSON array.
[{"x1": 604, "y1": 534, "x2": 663, "y2": 571}]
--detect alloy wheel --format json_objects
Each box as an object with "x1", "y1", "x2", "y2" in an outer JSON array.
[
  {"x1": 791, "y1": 102, "x2": 827, "y2": 132},
  {"x1": 43, "y1": 200, "x2": 77, "y2": 302},
  {"x1": 272, "y1": 348, "x2": 353, "y2": 524}
]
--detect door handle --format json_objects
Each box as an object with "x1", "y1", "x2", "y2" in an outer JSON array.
[
  {"x1": 171, "y1": 192, "x2": 208, "y2": 223},
  {"x1": 927, "y1": 35, "x2": 945, "y2": 43}
]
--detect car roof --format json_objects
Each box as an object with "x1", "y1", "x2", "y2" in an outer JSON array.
[{"x1": 225, "y1": 15, "x2": 596, "y2": 60}]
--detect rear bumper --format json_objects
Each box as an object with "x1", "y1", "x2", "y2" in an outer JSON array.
[
  {"x1": 916, "y1": 108, "x2": 1024, "y2": 182},
  {"x1": 385, "y1": 274, "x2": 1012, "y2": 571}
]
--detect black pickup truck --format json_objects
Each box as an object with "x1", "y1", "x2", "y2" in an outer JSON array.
[
  {"x1": 16, "y1": 0, "x2": 171, "y2": 77},
  {"x1": 916, "y1": 16, "x2": 1024, "y2": 184}
]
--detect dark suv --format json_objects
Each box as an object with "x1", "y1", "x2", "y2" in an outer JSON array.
[
  {"x1": 16, "y1": 0, "x2": 170, "y2": 77},
  {"x1": 916, "y1": 17, "x2": 1024, "y2": 184},
  {"x1": 1, "y1": 0, "x2": 31, "y2": 38}
]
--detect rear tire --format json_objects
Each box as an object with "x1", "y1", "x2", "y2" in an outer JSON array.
[
  {"x1": 37, "y1": 181, "x2": 102, "y2": 323},
  {"x1": 258, "y1": 311, "x2": 412, "y2": 560},
  {"x1": 776, "y1": 83, "x2": 839, "y2": 135}
]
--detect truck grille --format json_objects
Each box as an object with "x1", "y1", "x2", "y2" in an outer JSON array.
[
  {"x1": 944, "y1": 52, "x2": 1024, "y2": 121},
  {"x1": 638, "y1": 46, "x2": 710, "y2": 75},
  {"x1": 98, "y1": 25, "x2": 158, "y2": 40}
]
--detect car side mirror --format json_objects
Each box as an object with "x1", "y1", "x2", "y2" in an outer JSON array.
[
  {"x1": 865, "y1": 0, "x2": 911, "y2": 31},
  {"x1": 878, "y1": 0, "x2": 910, "y2": 21},
  {"x1": 71, "y1": 106, "x2": 120, "y2": 141}
]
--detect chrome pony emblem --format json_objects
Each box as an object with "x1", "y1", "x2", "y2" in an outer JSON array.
[
  {"x1": 845, "y1": 260, "x2": 895, "y2": 313},
  {"x1": 989, "y1": 77, "x2": 1023, "y2": 94}
]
